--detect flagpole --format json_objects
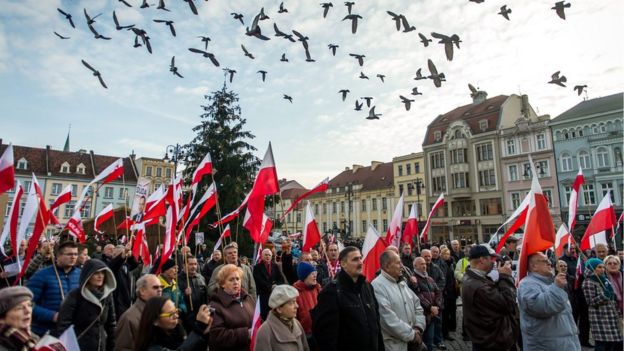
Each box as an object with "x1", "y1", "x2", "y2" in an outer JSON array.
[
  {"x1": 235, "y1": 216, "x2": 239, "y2": 244},
  {"x1": 112, "y1": 208, "x2": 118, "y2": 244},
  {"x1": 183, "y1": 237, "x2": 194, "y2": 312},
  {"x1": 278, "y1": 193, "x2": 291, "y2": 235},
  {"x1": 210, "y1": 174, "x2": 225, "y2": 236}
]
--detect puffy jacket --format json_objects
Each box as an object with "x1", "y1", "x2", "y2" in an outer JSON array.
[
  {"x1": 56, "y1": 259, "x2": 117, "y2": 351},
  {"x1": 408, "y1": 271, "x2": 442, "y2": 324},
  {"x1": 293, "y1": 280, "x2": 320, "y2": 334},
  {"x1": 27, "y1": 264, "x2": 80, "y2": 336}
]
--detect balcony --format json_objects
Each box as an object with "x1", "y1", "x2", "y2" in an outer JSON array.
[
  {"x1": 588, "y1": 130, "x2": 623, "y2": 142},
  {"x1": 450, "y1": 187, "x2": 472, "y2": 196}
]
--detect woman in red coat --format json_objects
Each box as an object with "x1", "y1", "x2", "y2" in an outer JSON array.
[{"x1": 293, "y1": 262, "x2": 320, "y2": 349}]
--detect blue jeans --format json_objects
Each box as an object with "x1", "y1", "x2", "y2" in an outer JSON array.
[
  {"x1": 423, "y1": 322, "x2": 435, "y2": 351},
  {"x1": 433, "y1": 315, "x2": 443, "y2": 345}
]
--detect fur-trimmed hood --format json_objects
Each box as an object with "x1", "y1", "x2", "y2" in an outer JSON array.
[{"x1": 79, "y1": 259, "x2": 116, "y2": 307}]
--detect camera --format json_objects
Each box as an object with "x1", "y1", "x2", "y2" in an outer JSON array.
[
  {"x1": 497, "y1": 255, "x2": 517, "y2": 271},
  {"x1": 207, "y1": 306, "x2": 216, "y2": 315}
]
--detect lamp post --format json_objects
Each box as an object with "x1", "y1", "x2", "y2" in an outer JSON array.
[
  {"x1": 414, "y1": 178, "x2": 425, "y2": 221},
  {"x1": 163, "y1": 144, "x2": 188, "y2": 175},
  {"x1": 344, "y1": 182, "x2": 354, "y2": 238}
]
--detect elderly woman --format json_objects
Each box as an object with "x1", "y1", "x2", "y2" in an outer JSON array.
[
  {"x1": 254, "y1": 285, "x2": 309, "y2": 351},
  {"x1": 209, "y1": 264, "x2": 255, "y2": 351},
  {"x1": 293, "y1": 262, "x2": 320, "y2": 348},
  {"x1": 134, "y1": 296, "x2": 212, "y2": 351},
  {"x1": 583, "y1": 257, "x2": 623, "y2": 351},
  {"x1": 0, "y1": 287, "x2": 38, "y2": 350},
  {"x1": 604, "y1": 255, "x2": 623, "y2": 315}
]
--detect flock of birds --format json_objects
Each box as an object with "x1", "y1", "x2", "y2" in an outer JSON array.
[{"x1": 53, "y1": 0, "x2": 587, "y2": 121}]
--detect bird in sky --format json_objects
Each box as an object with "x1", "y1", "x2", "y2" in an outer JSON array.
[
  {"x1": 153, "y1": 19, "x2": 176, "y2": 37},
  {"x1": 140, "y1": 0, "x2": 150, "y2": 9},
  {"x1": 386, "y1": 11, "x2": 402, "y2": 31},
  {"x1": 552, "y1": 1, "x2": 571, "y2": 20},
  {"x1": 342, "y1": 14, "x2": 362, "y2": 34},
  {"x1": 81, "y1": 59, "x2": 108, "y2": 89},
  {"x1": 366, "y1": 106, "x2": 381, "y2": 120},
  {"x1": 354, "y1": 99, "x2": 363, "y2": 111},
  {"x1": 498, "y1": 5, "x2": 512, "y2": 20},
  {"x1": 118, "y1": 0, "x2": 132, "y2": 7},
  {"x1": 400, "y1": 15, "x2": 416, "y2": 32},
  {"x1": 133, "y1": 36, "x2": 142, "y2": 48},
  {"x1": 339, "y1": 89, "x2": 350, "y2": 101},
  {"x1": 573, "y1": 85, "x2": 587, "y2": 96},
  {"x1": 400, "y1": 95, "x2": 415, "y2": 111},
  {"x1": 414, "y1": 68, "x2": 427, "y2": 80},
  {"x1": 56, "y1": 8, "x2": 75, "y2": 28},
  {"x1": 157, "y1": 0, "x2": 171, "y2": 11},
  {"x1": 170, "y1": 56, "x2": 183, "y2": 78},
  {"x1": 280, "y1": 53, "x2": 289, "y2": 62},
  {"x1": 88, "y1": 23, "x2": 111, "y2": 40},
  {"x1": 283, "y1": 94, "x2": 293, "y2": 103},
  {"x1": 411, "y1": 87, "x2": 423, "y2": 96},
  {"x1": 359, "y1": 71, "x2": 369, "y2": 79},
  {"x1": 418, "y1": 33, "x2": 432, "y2": 47},
  {"x1": 328, "y1": 44, "x2": 339, "y2": 56},
  {"x1": 188, "y1": 48, "x2": 220, "y2": 66},
  {"x1": 431, "y1": 32, "x2": 461, "y2": 61},
  {"x1": 113, "y1": 11, "x2": 134, "y2": 30},
  {"x1": 278, "y1": 2, "x2": 288, "y2": 13},
  {"x1": 83, "y1": 8, "x2": 102, "y2": 25},
  {"x1": 274, "y1": 23, "x2": 295, "y2": 42},
  {"x1": 259, "y1": 7, "x2": 270, "y2": 20},
  {"x1": 198, "y1": 36, "x2": 211, "y2": 50},
  {"x1": 548, "y1": 71, "x2": 567, "y2": 87},
  {"x1": 231, "y1": 13, "x2": 244, "y2": 25},
  {"x1": 376, "y1": 74, "x2": 385, "y2": 83},
  {"x1": 130, "y1": 28, "x2": 152, "y2": 53},
  {"x1": 427, "y1": 59, "x2": 446, "y2": 88},
  {"x1": 183, "y1": 0, "x2": 198, "y2": 15},
  {"x1": 258, "y1": 70, "x2": 267, "y2": 82},
  {"x1": 345, "y1": 2, "x2": 355, "y2": 14},
  {"x1": 321, "y1": 3, "x2": 333, "y2": 18},
  {"x1": 349, "y1": 53, "x2": 365, "y2": 66},
  {"x1": 224, "y1": 68, "x2": 237, "y2": 83},
  {"x1": 54, "y1": 32, "x2": 70, "y2": 40},
  {"x1": 361, "y1": 96, "x2": 373, "y2": 107},
  {"x1": 241, "y1": 44, "x2": 255, "y2": 59}
]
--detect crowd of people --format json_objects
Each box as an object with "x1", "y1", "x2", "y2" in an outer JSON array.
[{"x1": 0, "y1": 234, "x2": 622, "y2": 351}]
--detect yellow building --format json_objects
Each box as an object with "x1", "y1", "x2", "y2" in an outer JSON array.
[
  {"x1": 392, "y1": 152, "x2": 428, "y2": 221},
  {"x1": 134, "y1": 157, "x2": 175, "y2": 192}
]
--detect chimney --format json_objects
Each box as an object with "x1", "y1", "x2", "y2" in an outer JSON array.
[
  {"x1": 472, "y1": 90, "x2": 488, "y2": 104},
  {"x1": 371, "y1": 161, "x2": 382, "y2": 170},
  {"x1": 520, "y1": 94, "x2": 530, "y2": 118}
]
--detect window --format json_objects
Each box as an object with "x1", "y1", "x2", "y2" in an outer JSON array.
[
  {"x1": 480, "y1": 198, "x2": 502, "y2": 215},
  {"x1": 578, "y1": 151, "x2": 590, "y2": 169},
  {"x1": 165, "y1": 168, "x2": 172, "y2": 178},
  {"x1": 452, "y1": 173, "x2": 469, "y2": 188},
  {"x1": 322, "y1": 222, "x2": 327, "y2": 232},
  {"x1": 415, "y1": 162, "x2": 420, "y2": 173},
  {"x1": 382, "y1": 197, "x2": 387, "y2": 210},
  {"x1": 340, "y1": 201, "x2": 345, "y2": 212},
  {"x1": 560, "y1": 153, "x2": 572, "y2": 171},
  {"x1": 382, "y1": 219, "x2": 388, "y2": 231},
  {"x1": 601, "y1": 183, "x2": 615, "y2": 202},
  {"x1": 506, "y1": 139, "x2": 516, "y2": 155},
  {"x1": 583, "y1": 184, "x2": 596, "y2": 205},
  {"x1": 373, "y1": 219, "x2": 378, "y2": 231},
  {"x1": 81, "y1": 203, "x2": 91, "y2": 218},
  {"x1": 23, "y1": 181, "x2": 32, "y2": 192},
  {"x1": 60, "y1": 162, "x2": 70, "y2": 173},
  {"x1": 287, "y1": 214, "x2": 291, "y2": 222},
  {"x1": 430, "y1": 152, "x2": 445, "y2": 169},
  {"x1": 5, "y1": 201, "x2": 12, "y2": 216},
  {"x1": 64, "y1": 201, "x2": 76, "y2": 218},
  {"x1": 361, "y1": 199, "x2": 366, "y2": 211},
  {"x1": 146, "y1": 166, "x2": 152, "y2": 176},
  {"x1": 16, "y1": 158, "x2": 28, "y2": 170},
  {"x1": 508, "y1": 165, "x2": 518, "y2": 181},
  {"x1": 434, "y1": 131, "x2": 442, "y2": 141},
  {"x1": 332, "y1": 202, "x2": 337, "y2": 214},
  {"x1": 600, "y1": 124, "x2": 607, "y2": 133},
  {"x1": 399, "y1": 184, "x2": 404, "y2": 195},
  {"x1": 406, "y1": 164, "x2": 412, "y2": 175},
  {"x1": 536, "y1": 160, "x2": 549, "y2": 177},
  {"x1": 407, "y1": 184, "x2": 413, "y2": 196},
  {"x1": 156, "y1": 168, "x2": 162, "y2": 177},
  {"x1": 432, "y1": 176, "x2": 446, "y2": 192},
  {"x1": 535, "y1": 134, "x2": 546, "y2": 150},
  {"x1": 362, "y1": 220, "x2": 367, "y2": 231},
  {"x1": 511, "y1": 193, "x2": 521, "y2": 209},
  {"x1": 104, "y1": 187, "x2": 114, "y2": 199},
  {"x1": 372, "y1": 198, "x2": 378, "y2": 211},
  {"x1": 296, "y1": 212, "x2": 301, "y2": 222},
  {"x1": 51, "y1": 183, "x2": 63, "y2": 195},
  {"x1": 76, "y1": 163, "x2": 86, "y2": 174},
  {"x1": 614, "y1": 147, "x2": 623, "y2": 165},
  {"x1": 596, "y1": 147, "x2": 610, "y2": 168},
  {"x1": 543, "y1": 190, "x2": 553, "y2": 208},
  {"x1": 592, "y1": 125, "x2": 599, "y2": 134},
  {"x1": 563, "y1": 186, "x2": 572, "y2": 205},
  {"x1": 452, "y1": 200, "x2": 475, "y2": 217},
  {"x1": 314, "y1": 204, "x2": 319, "y2": 215},
  {"x1": 454, "y1": 129, "x2": 464, "y2": 139},
  {"x1": 398, "y1": 165, "x2": 403, "y2": 176},
  {"x1": 119, "y1": 188, "x2": 126, "y2": 200},
  {"x1": 479, "y1": 120, "x2": 488, "y2": 131},
  {"x1": 322, "y1": 203, "x2": 327, "y2": 214},
  {"x1": 450, "y1": 149, "x2": 467, "y2": 164},
  {"x1": 71, "y1": 184, "x2": 78, "y2": 196},
  {"x1": 476, "y1": 143, "x2": 493, "y2": 161},
  {"x1": 479, "y1": 169, "x2": 496, "y2": 186}
]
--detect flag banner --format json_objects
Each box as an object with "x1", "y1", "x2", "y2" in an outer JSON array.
[
  {"x1": 0, "y1": 181, "x2": 23, "y2": 257},
  {"x1": 385, "y1": 194, "x2": 404, "y2": 247},
  {"x1": 402, "y1": 203, "x2": 418, "y2": 246},
  {"x1": 568, "y1": 168, "x2": 585, "y2": 234},
  {"x1": 131, "y1": 177, "x2": 151, "y2": 217},
  {"x1": 279, "y1": 177, "x2": 329, "y2": 220},
  {"x1": 362, "y1": 224, "x2": 387, "y2": 282},
  {"x1": 302, "y1": 202, "x2": 321, "y2": 252},
  {"x1": 580, "y1": 191, "x2": 616, "y2": 250},
  {"x1": 420, "y1": 193, "x2": 445, "y2": 243},
  {"x1": 192, "y1": 153, "x2": 213, "y2": 185},
  {"x1": 0, "y1": 143, "x2": 15, "y2": 195}
]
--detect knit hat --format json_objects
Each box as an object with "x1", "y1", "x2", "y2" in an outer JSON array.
[
  {"x1": 0, "y1": 286, "x2": 33, "y2": 316},
  {"x1": 151, "y1": 257, "x2": 177, "y2": 274},
  {"x1": 297, "y1": 262, "x2": 316, "y2": 281},
  {"x1": 268, "y1": 285, "x2": 299, "y2": 309},
  {"x1": 585, "y1": 257, "x2": 604, "y2": 271}
]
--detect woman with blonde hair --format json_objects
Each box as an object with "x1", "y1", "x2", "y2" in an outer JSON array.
[
  {"x1": 209, "y1": 264, "x2": 255, "y2": 351},
  {"x1": 583, "y1": 258, "x2": 622, "y2": 350},
  {"x1": 603, "y1": 255, "x2": 623, "y2": 315}
]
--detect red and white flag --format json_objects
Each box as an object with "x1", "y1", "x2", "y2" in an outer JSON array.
[
  {"x1": 94, "y1": 204, "x2": 114, "y2": 233},
  {"x1": 568, "y1": 168, "x2": 585, "y2": 234},
  {"x1": 66, "y1": 210, "x2": 86, "y2": 243},
  {"x1": 156, "y1": 206, "x2": 177, "y2": 274},
  {"x1": 0, "y1": 181, "x2": 23, "y2": 257},
  {"x1": 420, "y1": 193, "x2": 445, "y2": 243},
  {"x1": 143, "y1": 185, "x2": 167, "y2": 222},
  {"x1": 302, "y1": 202, "x2": 321, "y2": 252},
  {"x1": 402, "y1": 203, "x2": 418, "y2": 246},
  {"x1": 385, "y1": 193, "x2": 404, "y2": 247},
  {"x1": 16, "y1": 177, "x2": 40, "y2": 255},
  {"x1": 131, "y1": 222, "x2": 151, "y2": 264},
  {"x1": 192, "y1": 153, "x2": 213, "y2": 186},
  {"x1": 213, "y1": 224, "x2": 231, "y2": 252},
  {"x1": 580, "y1": 191, "x2": 616, "y2": 251},
  {"x1": 280, "y1": 177, "x2": 329, "y2": 220},
  {"x1": 249, "y1": 299, "x2": 262, "y2": 351},
  {"x1": 362, "y1": 225, "x2": 387, "y2": 282},
  {"x1": 244, "y1": 143, "x2": 279, "y2": 243},
  {"x1": 117, "y1": 217, "x2": 135, "y2": 230},
  {"x1": 555, "y1": 224, "x2": 574, "y2": 258},
  {"x1": 93, "y1": 158, "x2": 124, "y2": 186},
  {"x1": 495, "y1": 192, "x2": 531, "y2": 254},
  {"x1": 259, "y1": 214, "x2": 273, "y2": 244},
  {"x1": 184, "y1": 183, "x2": 218, "y2": 241},
  {"x1": 0, "y1": 144, "x2": 15, "y2": 195},
  {"x1": 48, "y1": 185, "x2": 72, "y2": 225},
  {"x1": 517, "y1": 158, "x2": 556, "y2": 282}
]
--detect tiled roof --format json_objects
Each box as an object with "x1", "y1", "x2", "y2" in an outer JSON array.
[
  {"x1": 551, "y1": 92, "x2": 623, "y2": 123},
  {"x1": 328, "y1": 162, "x2": 394, "y2": 192},
  {"x1": 0, "y1": 143, "x2": 48, "y2": 176},
  {"x1": 423, "y1": 95, "x2": 508, "y2": 146},
  {"x1": 47, "y1": 149, "x2": 94, "y2": 179}
]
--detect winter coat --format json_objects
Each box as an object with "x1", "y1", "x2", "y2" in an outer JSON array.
[
  {"x1": 281, "y1": 252, "x2": 299, "y2": 285},
  {"x1": 177, "y1": 272, "x2": 208, "y2": 316},
  {"x1": 427, "y1": 263, "x2": 445, "y2": 299},
  {"x1": 517, "y1": 272, "x2": 581, "y2": 350},
  {"x1": 0, "y1": 324, "x2": 38, "y2": 351},
  {"x1": 103, "y1": 254, "x2": 138, "y2": 318},
  {"x1": 114, "y1": 298, "x2": 146, "y2": 351},
  {"x1": 441, "y1": 259, "x2": 457, "y2": 300},
  {"x1": 253, "y1": 260, "x2": 286, "y2": 320},
  {"x1": 208, "y1": 288, "x2": 255, "y2": 351},
  {"x1": 254, "y1": 311, "x2": 310, "y2": 351},
  {"x1": 407, "y1": 271, "x2": 442, "y2": 324},
  {"x1": 293, "y1": 280, "x2": 320, "y2": 334},
  {"x1": 56, "y1": 259, "x2": 117, "y2": 351},
  {"x1": 202, "y1": 259, "x2": 222, "y2": 282},
  {"x1": 461, "y1": 268, "x2": 519, "y2": 350},
  {"x1": 311, "y1": 269, "x2": 385, "y2": 351},
  {"x1": 372, "y1": 271, "x2": 426, "y2": 351},
  {"x1": 582, "y1": 272, "x2": 623, "y2": 342},
  {"x1": 26, "y1": 264, "x2": 81, "y2": 336},
  {"x1": 145, "y1": 323, "x2": 208, "y2": 351},
  {"x1": 208, "y1": 263, "x2": 256, "y2": 299},
  {"x1": 160, "y1": 276, "x2": 188, "y2": 315}
]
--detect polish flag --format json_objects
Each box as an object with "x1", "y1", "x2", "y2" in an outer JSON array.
[
  {"x1": 401, "y1": 203, "x2": 418, "y2": 246},
  {"x1": 48, "y1": 185, "x2": 72, "y2": 225},
  {"x1": 93, "y1": 158, "x2": 124, "y2": 186},
  {"x1": 385, "y1": 194, "x2": 404, "y2": 247},
  {"x1": 420, "y1": 193, "x2": 445, "y2": 243},
  {"x1": 0, "y1": 181, "x2": 23, "y2": 257},
  {"x1": 117, "y1": 217, "x2": 135, "y2": 230},
  {"x1": 184, "y1": 183, "x2": 218, "y2": 241},
  {"x1": 555, "y1": 224, "x2": 576, "y2": 258},
  {"x1": 213, "y1": 224, "x2": 231, "y2": 252},
  {"x1": 249, "y1": 299, "x2": 262, "y2": 351},
  {"x1": 156, "y1": 207, "x2": 177, "y2": 274},
  {"x1": 362, "y1": 225, "x2": 387, "y2": 282},
  {"x1": 131, "y1": 222, "x2": 151, "y2": 264},
  {"x1": 66, "y1": 210, "x2": 86, "y2": 243},
  {"x1": 210, "y1": 205, "x2": 243, "y2": 228},
  {"x1": 16, "y1": 178, "x2": 40, "y2": 256},
  {"x1": 302, "y1": 202, "x2": 321, "y2": 252},
  {"x1": 280, "y1": 177, "x2": 329, "y2": 220},
  {"x1": 0, "y1": 144, "x2": 15, "y2": 195},
  {"x1": 143, "y1": 185, "x2": 167, "y2": 222},
  {"x1": 568, "y1": 168, "x2": 585, "y2": 234},
  {"x1": 574, "y1": 256, "x2": 583, "y2": 289},
  {"x1": 192, "y1": 153, "x2": 213, "y2": 186},
  {"x1": 517, "y1": 159, "x2": 556, "y2": 282},
  {"x1": 244, "y1": 143, "x2": 279, "y2": 243},
  {"x1": 94, "y1": 204, "x2": 114, "y2": 233},
  {"x1": 495, "y1": 192, "x2": 531, "y2": 254},
  {"x1": 259, "y1": 214, "x2": 273, "y2": 244},
  {"x1": 580, "y1": 191, "x2": 616, "y2": 251}
]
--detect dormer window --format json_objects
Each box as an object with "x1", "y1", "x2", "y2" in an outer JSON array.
[
  {"x1": 60, "y1": 162, "x2": 71, "y2": 173},
  {"x1": 16, "y1": 158, "x2": 28, "y2": 170},
  {"x1": 76, "y1": 163, "x2": 86, "y2": 175},
  {"x1": 479, "y1": 120, "x2": 488, "y2": 131},
  {"x1": 434, "y1": 131, "x2": 442, "y2": 141}
]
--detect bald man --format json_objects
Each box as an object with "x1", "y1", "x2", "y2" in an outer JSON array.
[{"x1": 253, "y1": 248, "x2": 285, "y2": 320}]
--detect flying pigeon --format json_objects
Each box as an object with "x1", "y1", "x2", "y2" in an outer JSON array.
[
  {"x1": 548, "y1": 71, "x2": 567, "y2": 87},
  {"x1": 366, "y1": 106, "x2": 381, "y2": 120},
  {"x1": 400, "y1": 95, "x2": 415, "y2": 111},
  {"x1": 81, "y1": 59, "x2": 108, "y2": 89},
  {"x1": 339, "y1": 89, "x2": 350, "y2": 101},
  {"x1": 498, "y1": 5, "x2": 512, "y2": 20},
  {"x1": 552, "y1": 1, "x2": 571, "y2": 20}
]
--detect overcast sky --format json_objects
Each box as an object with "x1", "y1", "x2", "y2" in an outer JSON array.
[{"x1": 1, "y1": 0, "x2": 622, "y2": 188}]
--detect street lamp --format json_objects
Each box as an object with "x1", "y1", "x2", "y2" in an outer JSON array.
[
  {"x1": 163, "y1": 144, "x2": 188, "y2": 175},
  {"x1": 344, "y1": 182, "x2": 354, "y2": 238},
  {"x1": 414, "y1": 178, "x2": 425, "y2": 221}
]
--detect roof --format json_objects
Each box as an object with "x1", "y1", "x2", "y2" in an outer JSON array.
[
  {"x1": 0, "y1": 144, "x2": 48, "y2": 177},
  {"x1": 551, "y1": 92, "x2": 623, "y2": 123},
  {"x1": 47, "y1": 149, "x2": 94, "y2": 179},
  {"x1": 423, "y1": 95, "x2": 508, "y2": 146},
  {"x1": 327, "y1": 162, "x2": 394, "y2": 193}
]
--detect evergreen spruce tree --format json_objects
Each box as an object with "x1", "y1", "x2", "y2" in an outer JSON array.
[{"x1": 184, "y1": 84, "x2": 260, "y2": 256}]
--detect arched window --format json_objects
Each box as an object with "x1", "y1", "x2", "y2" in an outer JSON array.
[
  {"x1": 596, "y1": 147, "x2": 610, "y2": 168},
  {"x1": 560, "y1": 153, "x2": 572, "y2": 171},
  {"x1": 614, "y1": 147, "x2": 622, "y2": 165},
  {"x1": 16, "y1": 158, "x2": 28, "y2": 170},
  {"x1": 578, "y1": 151, "x2": 590, "y2": 169}
]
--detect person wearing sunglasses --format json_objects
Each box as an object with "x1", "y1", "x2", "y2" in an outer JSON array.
[
  {"x1": 115, "y1": 274, "x2": 162, "y2": 351},
  {"x1": 135, "y1": 296, "x2": 213, "y2": 351}
]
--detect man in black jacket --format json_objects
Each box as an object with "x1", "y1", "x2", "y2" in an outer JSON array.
[
  {"x1": 312, "y1": 246, "x2": 385, "y2": 351},
  {"x1": 102, "y1": 244, "x2": 138, "y2": 320},
  {"x1": 253, "y1": 248, "x2": 285, "y2": 320}
]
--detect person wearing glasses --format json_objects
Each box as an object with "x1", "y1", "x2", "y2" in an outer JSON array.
[
  {"x1": 135, "y1": 296, "x2": 213, "y2": 351},
  {"x1": 115, "y1": 274, "x2": 162, "y2": 351},
  {"x1": 0, "y1": 286, "x2": 39, "y2": 350},
  {"x1": 56, "y1": 258, "x2": 117, "y2": 351},
  {"x1": 26, "y1": 240, "x2": 81, "y2": 336},
  {"x1": 603, "y1": 255, "x2": 623, "y2": 315},
  {"x1": 517, "y1": 252, "x2": 580, "y2": 350}
]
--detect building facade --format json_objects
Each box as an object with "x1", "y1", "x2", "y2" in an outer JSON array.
[
  {"x1": 392, "y1": 152, "x2": 428, "y2": 221},
  {"x1": 550, "y1": 92, "x2": 624, "y2": 238},
  {"x1": 276, "y1": 179, "x2": 308, "y2": 234},
  {"x1": 134, "y1": 157, "x2": 175, "y2": 192}
]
